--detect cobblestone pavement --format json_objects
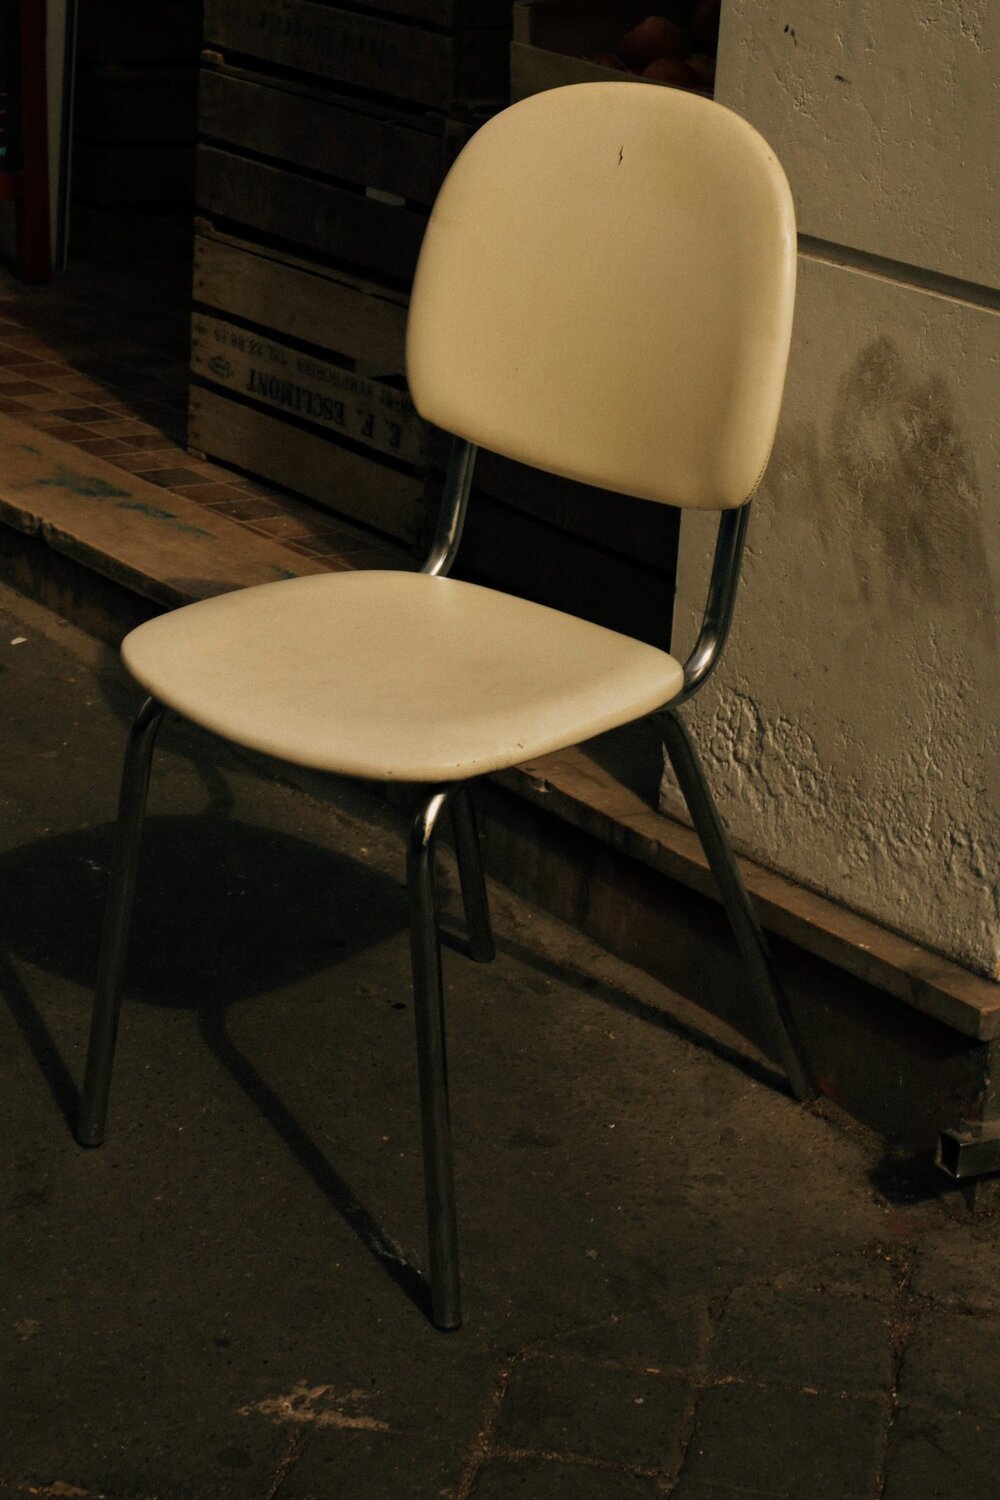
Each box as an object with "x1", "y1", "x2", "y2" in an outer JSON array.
[{"x1": 2, "y1": 583, "x2": 999, "y2": 1500}]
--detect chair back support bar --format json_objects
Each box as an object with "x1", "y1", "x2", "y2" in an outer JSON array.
[
  {"x1": 675, "y1": 502, "x2": 751, "y2": 705},
  {"x1": 420, "y1": 438, "x2": 478, "y2": 577}
]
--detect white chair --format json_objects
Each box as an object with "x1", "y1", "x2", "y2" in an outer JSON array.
[{"x1": 77, "y1": 82, "x2": 813, "y2": 1330}]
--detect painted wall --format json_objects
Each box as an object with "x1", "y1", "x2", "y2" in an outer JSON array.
[{"x1": 663, "y1": 0, "x2": 1000, "y2": 979}]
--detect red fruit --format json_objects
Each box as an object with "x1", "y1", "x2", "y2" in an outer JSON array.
[
  {"x1": 618, "y1": 16, "x2": 687, "y2": 71},
  {"x1": 691, "y1": 0, "x2": 721, "y2": 52},
  {"x1": 643, "y1": 57, "x2": 701, "y2": 87}
]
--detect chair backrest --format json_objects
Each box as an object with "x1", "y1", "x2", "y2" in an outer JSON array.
[{"x1": 406, "y1": 82, "x2": 796, "y2": 512}]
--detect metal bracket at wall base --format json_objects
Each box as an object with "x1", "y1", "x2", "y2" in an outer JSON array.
[{"x1": 937, "y1": 1124, "x2": 1000, "y2": 1181}]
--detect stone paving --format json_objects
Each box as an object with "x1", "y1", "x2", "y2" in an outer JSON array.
[{"x1": 3, "y1": 580, "x2": 1000, "y2": 1500}]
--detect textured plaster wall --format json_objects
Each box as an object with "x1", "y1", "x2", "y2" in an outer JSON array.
[
  {"x1": 717, "y1": 0, "x2": 998, "y2": 288},
  {"x1": 664, "y1": 253, "x2": 1000, "y2": 978},
  {"x1": 661, "y1": 1, "x2": 1000, "y2": 979}
]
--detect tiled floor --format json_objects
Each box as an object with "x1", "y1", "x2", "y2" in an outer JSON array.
[{"x1": 0, "y1": 259, "x2": 410, "y2": 572}]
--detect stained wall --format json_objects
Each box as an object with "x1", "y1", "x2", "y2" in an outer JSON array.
[{"x1": 662, "y1": 0, "x2": 1000, "y2": 977}]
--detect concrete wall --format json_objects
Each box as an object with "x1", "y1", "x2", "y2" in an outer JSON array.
[
  {"x1": 719, "y1": 0, "x2": 997, "y2": 290},
  {"x1": 663, "y1": 0, "x2": 1000, "y2": 979}
]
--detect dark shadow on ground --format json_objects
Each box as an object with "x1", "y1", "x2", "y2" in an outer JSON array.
[
  {"x1": 441, "y1": 918, "x2": 790, "y2": 1099},
  {"x1": 0, "y1": 814, "x2": 405, "y2": 1006},
  {"x1": 0, "y1": 813, "x2": 436, "y2": 1315}
]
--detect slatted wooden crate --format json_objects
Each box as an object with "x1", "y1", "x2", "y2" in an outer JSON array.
[
  {"x1": 429, "y1": 452, "x2": 680, "y2": 652},
  {"x1": 190, "y1": 230, "x2": 680, "y2": 638},
  {"x1": 190, "y1": 229, "x2": 426, "y2": 547},
  {"x1": 203, "y1": 0, "x2": 510, "y2": 113},
  {"x1": 193, "y1": 0, "x2": 510, "y2": 535},
  {"x1": 197, "y1": 61, "x2": 479, "y2": 285},
  {"x1": 465, "y1": 457, "x2": 678, "y2": 652}
]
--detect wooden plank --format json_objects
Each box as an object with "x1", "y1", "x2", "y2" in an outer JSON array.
[
  {"x1": 457, "y1": 492, "x2": 674, "y2": 650},
  {"x1": 198, "y1": 66, "x2": 456, "y2": 206},
  {"x1": 192, "y1": 312, "x2": 425, "y2": 466},
  {"x1": 74, "y1": 67, "x2": 198, "y2": 144},
  {"x1": 188, "y1": 388, "x2": 425, "y2": 544},
  {"x1": 196, "y1": 146, "x2": 426, "y2": 283},
  {"x1": 193, "y1": 232, "x2": 409, "y2": 372},
  {"x1": 73, "y1": 144, "x2": 195, "y2": 205},
  {"x1": 472, "y1": 450, "x2": 680, "y2": 576},
  {"x1": 203, "y1": 0, "x2": 508, "y2": 109}
]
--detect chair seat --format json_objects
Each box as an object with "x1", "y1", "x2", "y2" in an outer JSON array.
[{"x1": 122, "y1": 571, "x2": 684, "y2": 782}]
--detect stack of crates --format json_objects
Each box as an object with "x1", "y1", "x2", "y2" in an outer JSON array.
[{"x1": 190, "y1": 0, "x2": 512, "y2": 551}]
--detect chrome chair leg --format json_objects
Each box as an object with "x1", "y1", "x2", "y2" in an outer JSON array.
[
  {"x1": 662, "y1": 709, "x2": 815, "y2": 1103},
  {"x1": 77, "y1": 696, "x2": 164, "y2": 1147},
  {"x1": 450, "y1": 783, "x2": 495, "y2": 963},
  {"x1": 408, "y1": 786, "x2": 462, "y2": 1329}
]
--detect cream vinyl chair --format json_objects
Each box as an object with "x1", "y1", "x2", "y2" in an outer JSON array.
[{"x1": 77, "y1": 82, "x2": 814, "y2": 1330}]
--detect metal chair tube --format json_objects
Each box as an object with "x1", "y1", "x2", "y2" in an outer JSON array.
[
  {"x1": 661, "y1": 708, "x2": 815, "y2": 1102},
  {"x1": 420, "y1": 439, "x2": 478, "y2": 578},
  {"x1": 408, "y1": 785, "x2": 462, "y2": 1329},
  {"x1": 77, "y1": 697, "x2": 165, "y2": 1146},
  {"x1": 675, "y1": 503, "x2": 751, "y2": 706}
]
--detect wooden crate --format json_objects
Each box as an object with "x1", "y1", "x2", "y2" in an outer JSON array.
[
  {"x1": 193, "y1": 230, "x2": 409, "y2": 369},
  {"x1": 197, "y1": 63, "x2": 479, "y2": 283},
  {"x1": 197, "y1": 146, "x2": 428, "y2": 284},
  {"x1": 512, "y1": 0, "x2": 715, "y2": 101},
  {"x1": 203, "y1": 0, "x2": 510, "y2": 112},
  {"x1": 450, "y1": 454, "x2": 679, "y2": 651},
  {"x1": 191, "y1": 311, "x2": 424, "y2": 467},
  {"x1": 190, "y1": 229, "x2": 427, "y2": 546},
  {"x1": 200, "y1": 64, "x2": 472, "y2": 207},
  {"x1": 190, "y1": 230, "x2": 679, "y2": 636},
  {"x1": 190, "y1": 386, "x2": 426, "y2": 546}
]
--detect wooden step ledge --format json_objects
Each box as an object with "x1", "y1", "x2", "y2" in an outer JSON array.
[
  {"x1": 0, "y1": 413, "x2": 327, "y2": 610},
  {"x1": 497, "y1": 752, "x2": 1000, "y2": 1044}
]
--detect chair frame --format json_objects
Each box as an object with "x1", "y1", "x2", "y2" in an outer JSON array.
[{"x1": 77, "y1": 432, "x2": 813, "y2": 1332}]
